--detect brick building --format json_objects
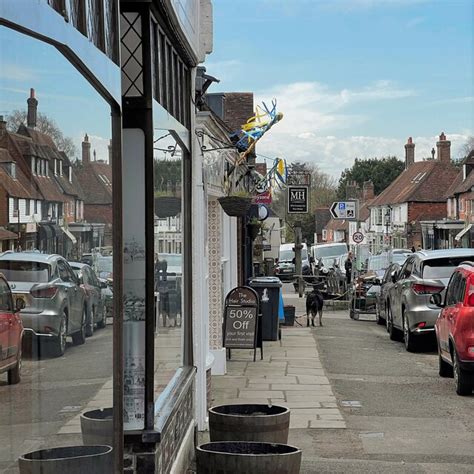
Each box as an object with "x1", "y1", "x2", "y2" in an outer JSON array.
[
  {"x1": 368, "y1": 134, "x2": 459, "y2": 251},
  {"x1": 74, "y1": 134, "x2": 113, "y2": 248}
]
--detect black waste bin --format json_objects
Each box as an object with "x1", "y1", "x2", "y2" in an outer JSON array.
[{"x1": 249, "y1": 277, "x2": 282, "y2": 341}]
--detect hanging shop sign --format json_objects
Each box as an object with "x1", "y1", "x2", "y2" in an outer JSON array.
[
  {"x1": 287, "y1": 185, "x2": 309, "y2": 214},
  {"x1": 253, "y1": 192, "x2": 272, "y2": 205},
  {"x1": 223, "y1": 286, "x2": 262, "y2": 361}
]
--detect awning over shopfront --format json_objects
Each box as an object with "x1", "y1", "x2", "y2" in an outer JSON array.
[
  {"x1": 61, "y1": 227, "x2": 77, "y2": 244},
  {"x1": 455, "y1": 224, "x2": 472, "y2": 241},
  {"x1": 38, "y1": 223, "x2": 53, "y2": 239},
  {"x1": 0, "y1": 227, "x2": 18, "y2": 241}
]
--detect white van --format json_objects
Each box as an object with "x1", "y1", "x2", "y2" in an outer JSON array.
[
  {"x1": 276, "y1": 243, "x2": 311, "y2": 281},
  {"x1": 310, "y1": 242, "x2": 348, "y2": 273}
]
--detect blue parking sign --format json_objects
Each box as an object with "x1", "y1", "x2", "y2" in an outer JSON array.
[{"x1": 339, "y1": 202, "x2": 346, "y2": 210}]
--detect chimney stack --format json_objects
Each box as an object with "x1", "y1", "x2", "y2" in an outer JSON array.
[
  {"x1": 82, "y1": 133, "x2": 91, "y2": 164},
  {"x1": 436, "y1": 132, "x2": 451, "y2": 163},
  {"x1": 0, "y1": 115, "x2": 6, "y2": 137},
  {"x1": 27, "y1": 88, "x2": 38, "y2": 128},
  {"x1": 405, "y1": 137, "x2": 415, "y2": 168},
  {"x1": 362, "y1": 180, "x2": 375, "y2": 201}
]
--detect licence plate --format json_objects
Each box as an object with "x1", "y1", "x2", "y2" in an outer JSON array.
[{"x1": 282, "y1": 269, "x2": 292, "y2": 273}]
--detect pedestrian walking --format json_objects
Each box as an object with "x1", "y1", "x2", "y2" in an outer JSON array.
[{"x1": 344, "y1": 252, "x2": 353, "y2": 285}]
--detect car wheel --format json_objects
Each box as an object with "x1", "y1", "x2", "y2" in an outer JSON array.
[
  {"x1": 85, "y1": 306, "x2": 95, "y2": 337},
  {"x1": 388, "y1": 306, "x2": 402, "y2": 341},
  {"x1": 72, "y1": 307, "x2": 87, "y2": 346},
  {"x1": 453, "y1": 351, "x2": 473, "y2": 396},
  {"x1": 375, "y1": 303, "x2": 385, "y2": 325},
  {"x1": 403, "y1": 313, "x2": 418, "y2": 352},
  {"x1": 97, "y1": 305, "x2": 107, "y2": 329},
  {"x1": 438, "y1": 350, "x2": 453, "y2": 378},
  {"x1": 7, "y1": 347, "x2": 22, "y2": 385},
  {"x1": 50, "y1": 312, "x2": 67, "y2": 357}
]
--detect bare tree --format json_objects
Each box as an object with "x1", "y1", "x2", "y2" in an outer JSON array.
[
  {"x1": 6, "y1": 110, "x2": 78, "y2": 158},
  {"x1": 460, "y1": 136, "x2": 474, "y2": 159}
]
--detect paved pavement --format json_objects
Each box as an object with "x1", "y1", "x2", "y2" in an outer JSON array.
[{"x1": 209, "y1": 284, "x2": 474, "y2": 473}]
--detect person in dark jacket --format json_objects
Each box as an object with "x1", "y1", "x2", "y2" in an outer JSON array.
[{"x1": 344, "y1": 252, "x2": 353, "y2": 284}]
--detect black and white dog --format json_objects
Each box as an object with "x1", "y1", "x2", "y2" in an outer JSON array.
[{"x1": 306, "y1": 288, "x2": 324, "y2": 327}]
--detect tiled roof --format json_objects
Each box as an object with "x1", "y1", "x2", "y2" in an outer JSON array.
[
  {"x1": 75, "y1": 161, "x2": 112, "y2": 205},
  {"x1": 325, "y1": 218, "x2": 348, "y2": 232},
  {"x1": 369, "y1": 160, "x2": 458, "y2": 207},
  {"x1": 84, "y1": 205, "x2": 113, "y2": 225},
  {"x1": 0, "y1": 227, "x2": 17, "y2": 241},
  {"x1": 17, "y1": 124, "x2": 57, "y2": 149},
  {"x1": 447, "y1": 152, "x2": 474, "y2": 197}
]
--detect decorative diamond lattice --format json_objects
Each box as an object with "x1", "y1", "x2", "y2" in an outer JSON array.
[{"x1": 121, "y1": 12, "x2": 144, "y2": 97}]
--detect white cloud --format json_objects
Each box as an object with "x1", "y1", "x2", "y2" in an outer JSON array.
[{"x1": 0, "y1": 64, "x2": 34, "y2": 82}]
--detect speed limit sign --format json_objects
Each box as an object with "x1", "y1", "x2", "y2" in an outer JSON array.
[{"x1": 352, "y1": 231, "x2": 364, "y2": 244}]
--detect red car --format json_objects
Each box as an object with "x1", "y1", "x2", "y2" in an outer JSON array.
[
  {"x1": 0, "y1": 273, "x2": 23, "y2": 384},
  {"x1": 433, "y1": 262, "x2": 474, "y2": 395}
]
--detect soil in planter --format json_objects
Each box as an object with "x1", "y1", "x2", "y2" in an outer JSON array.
[
  {"x1": 199, "y1": 442, "x2": 299, "y2": 455},
  {"x1": 212, "y1": 404, "x2": 287, "y2": 416}
]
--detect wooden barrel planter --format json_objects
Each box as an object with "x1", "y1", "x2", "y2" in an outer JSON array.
[
  {"x1": 209, "y1": 404, "x2": 290, "y2": 443},
  {"x1": 18, "y1": 445, "x2": 113, "y2": 474},
  {"x1": 80, "y1": 408, "x2": 113, "y2": 446},
  {"x1": 154, "y1": 196, "x2": 181, "y2": 218},
  {"x1": 196, "y1": 442, "x2": 302, "y2": 474},
  {"x1": 217, "y1": 196, "x2": 252, "y2": 217}
]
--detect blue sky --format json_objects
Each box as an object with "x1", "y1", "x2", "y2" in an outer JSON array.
[
  {"x1": 0, "y1": 0, "x2": 472, "y2": 177},
  {"x1": 207, "y1": 0, "x2": 473, "y2": 176}
]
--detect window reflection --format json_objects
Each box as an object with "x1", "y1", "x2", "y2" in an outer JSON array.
[{"x1": 153, "y1": 131, "x2": 183, "y2": 397}]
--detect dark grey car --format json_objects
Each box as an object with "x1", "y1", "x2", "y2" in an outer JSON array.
[
  {"x1": 0, "y1": 252, "x2": 86, "y2": 357},
  {"x1": 386, "y1": 249, "x2": 474, "y2": 352},
  {"x1": 375, "y1": 262, "x2": 401, "y2": 326},
  {"x1": 69, "y1": 262, "x2": 107, "y2": 337}
]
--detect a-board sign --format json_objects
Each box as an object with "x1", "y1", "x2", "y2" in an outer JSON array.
[{"x1": 223, "y1": 286, "x2": 259, "y2": 350}]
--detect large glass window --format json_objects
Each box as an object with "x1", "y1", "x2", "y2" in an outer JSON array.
[{"x1": 153, "y1": 131, "x2": 183, "y2": 397}]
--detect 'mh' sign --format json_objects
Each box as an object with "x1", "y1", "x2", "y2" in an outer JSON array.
[{"x1": 287, "y1": 186, "x2": 309, "y2": 214}]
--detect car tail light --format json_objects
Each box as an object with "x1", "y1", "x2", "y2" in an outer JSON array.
[
  {"x1": 417, "y1": 322, "x2": 426, "y2": 329},
  {"x1": 468, "y1": 347, "x2": 474, "y2": 354},
  {"x1": 412, "y1": 283, "x2": 442, "y2": 295},
  {"x1": 31, "y1": 286, "x2": 58, "y2": 299}
]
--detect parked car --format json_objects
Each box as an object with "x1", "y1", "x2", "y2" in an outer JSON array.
[
  {"x1": 375, "y1": 262, "x2": 402, "y2": 326},
  {"x1": 0, "y1": 252, "x2": 87, "y2": 357},
  {"x1": 275, "y1": 243, "x2": 311, "y2": 281},
  {"x1": 69, "y1": 262, "x2": 107, "y2": 336},
  {"x1": 0, "y1": 273, "x2": 23, "y2": 384},
  {"x1": 432, "y1": 263, "x2": 474, "y2": 395},
  {"x1": 386, "y1": 249, "x2": 474, "y2": 352},
  {"x1": 310, "y1": 243, "x2": 348, "y2": 275},
  {"x1": 94, "y1": 255, "x2": 113, "y2": 281}
]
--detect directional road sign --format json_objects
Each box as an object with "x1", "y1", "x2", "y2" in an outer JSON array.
[{"x1": 330, "y1": 201, "x2": 357, "y2": 220}]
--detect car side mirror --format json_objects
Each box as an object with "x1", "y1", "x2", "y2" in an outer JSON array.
[
  {"x1": 430, "y1": 292, "x2": 443, "y2": 308},
  {"x1": 15, "y1": 298, "x2": 25, "y2": 312},
  {"x1": 99, "y1": 279, "x2": 107, "y2": 289}
]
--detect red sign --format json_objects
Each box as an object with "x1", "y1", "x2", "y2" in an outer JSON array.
[{"x1": 253, "y1": 191, "x2": 272, "y2": 205}]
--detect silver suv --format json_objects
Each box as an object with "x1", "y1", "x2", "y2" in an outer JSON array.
[
  {"x1": 386, "y1": 249, "x2": 474, "y2": 352},
  {"x1": 0, "y1": 252, "x2": 86, "y2": 357}
]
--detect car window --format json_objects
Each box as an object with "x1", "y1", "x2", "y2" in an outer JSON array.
[
  {"x1": 422, "y1": 257, "x2": 474, "y2": 280},
  {"x1": 88, "y1": 268, "x2": 99, "y2": 287},
  {"x1": 0, "y1": 260, "x2": 51, "y2": 283},
  {"x1": 399, "y1": 258, "x2": 414, "y2": 279},
  {"x1": 445, "y1": 272, "x2": 461, "y2": 306},
  {"x1": 57, "y1": 260, "x2": 76, "y2": 283},
  {"x1": 0, "y1": 279, "x2": 13, "y2": 312},
  {"x1": 455, "y1": 275, "x2": 466, "y2": 304}
]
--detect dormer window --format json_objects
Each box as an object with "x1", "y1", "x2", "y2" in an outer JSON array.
[
  {"x1": 31, "y1": 156, "x2": 36, "y2": 175},
  {"x1": 68, "y1": 166, "x2": 72, "y2": 183},
  {"x1": 59, "y1": 160, "x2": 63, "y2": 176},
  {"x1": 45, "y1": 160, "x2": 49, "y2": 176},
  {"x1": 10, "y1": 162, "x2": 16, "y2": 179},
  {"x1": 54, "y1": 159, "x2": 57, "y2": 176}
]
